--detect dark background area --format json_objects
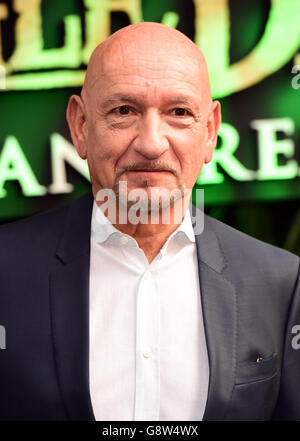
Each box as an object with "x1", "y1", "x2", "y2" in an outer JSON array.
[{"x1": 0, "y1": 0, "x2": 299, "y2": 255}]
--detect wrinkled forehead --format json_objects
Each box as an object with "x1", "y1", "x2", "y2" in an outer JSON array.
[
  {"x1": 82, "y1": 27, "x2": 211, "y2": 104},
  {"x1": 106, "y1": 29, "x2": 199, "y2": 63}
]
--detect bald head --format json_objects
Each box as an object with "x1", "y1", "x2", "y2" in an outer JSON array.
[
  {"x1": 82, "y1": 22, "x2": 211, "y2": 105},
  {"x1": 66, "y1": 21, "x2": 221, "y2": 212}
]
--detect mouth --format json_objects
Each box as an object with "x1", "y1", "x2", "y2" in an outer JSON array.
[{"x1": 127, "y1": 169, "x2": 172, "y2": 173}]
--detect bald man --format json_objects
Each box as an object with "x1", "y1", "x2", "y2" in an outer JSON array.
[{"x1": 0, "y1": 23, "x2": 299, "y2": 421}]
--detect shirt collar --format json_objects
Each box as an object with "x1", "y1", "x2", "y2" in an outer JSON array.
[{"x1": 91, "y1": 200, "x2": 195, "y2": 248}]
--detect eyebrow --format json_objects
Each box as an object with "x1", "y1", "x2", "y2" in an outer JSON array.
[
  {"x1": 102, "y1": 94, "x2": 200, "y2": 112},
  {"x1": 102, "y1": 95, "x2": 141, "y2": 109}
]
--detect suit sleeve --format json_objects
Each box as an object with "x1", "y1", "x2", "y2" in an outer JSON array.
[{"x1": 272, "y1": 260, "x2": 300, "y2": 420}]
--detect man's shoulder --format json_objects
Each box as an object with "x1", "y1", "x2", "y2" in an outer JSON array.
[
  {"x1": 0, "y1": 199, "x2": 67, "y2": 242},
  {"x1": 0, "y1": 192, "x2": 93, "y2": 255},
  {"x1": 202, "y1": 211, "x2": 299, "y2": 270}
]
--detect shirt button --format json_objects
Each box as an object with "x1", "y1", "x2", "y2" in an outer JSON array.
[
  {"x1": 143, "y1": 270, "x2": 151, "y2": 280},
  {"x1": 175, "y1": 232, "x2": 185, "y2": 244},
  {"x1": 120, "y1": 236, "x2": 129, "y2": 245},
  {"x1": 142, "y1": 349, "x2": 151, "y2": 359}
]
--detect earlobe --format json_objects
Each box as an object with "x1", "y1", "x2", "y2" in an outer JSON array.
[
  {"x1": 204, "y1": 100, "x2": 221, "y2": 163},
  {"x1": 66, "y1": 94, "x2": 88, "y2": 160}
]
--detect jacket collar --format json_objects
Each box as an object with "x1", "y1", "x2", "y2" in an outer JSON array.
[
  {"x1": 55, "y1": 191, "x2": 94, "y2": 264},
  {"x1": 52, "y1": 191, "x2": 236, "y2": 421}
]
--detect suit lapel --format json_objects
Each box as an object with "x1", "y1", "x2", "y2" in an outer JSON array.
[
  {"x1": 50, "y1": 191, "x2": 95, "y2": 421},
  {"x1": 49, "y1": 196, "x2": 236, "y2": 421},
  {"x1": 192, "y1": 208, "x2": 237, "y2": 420}
]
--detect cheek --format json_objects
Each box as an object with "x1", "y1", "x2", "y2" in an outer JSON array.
[
  {"x1": 173, "y1": 128, "x2": 206, "y2": 169},
  {"x1": 86, "y1": 123, "x2": 129, "y2": 163}
]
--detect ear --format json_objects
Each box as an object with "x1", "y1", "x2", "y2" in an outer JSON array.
[
  {"x1": 204, "y1": 100, "x2": 221, "y2": 163},
  {"x1": 66, "y1": 94, "x2": 88, "y2": 160}
]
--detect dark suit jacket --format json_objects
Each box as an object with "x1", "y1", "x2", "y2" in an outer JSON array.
[{"x1": 0, "y1": 191, "x2": 299, "y2": 421}]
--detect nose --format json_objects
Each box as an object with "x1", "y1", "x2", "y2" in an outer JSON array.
[{"x1": 131, "y1": 109, "x2": 169, "y2": 159}]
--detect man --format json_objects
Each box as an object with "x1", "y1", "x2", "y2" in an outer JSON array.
[{"x1": 0, "y1": 22, "x2": 299, "y2": 421}]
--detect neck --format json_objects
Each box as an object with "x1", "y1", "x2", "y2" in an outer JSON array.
[{"x1": 93, "y1": 190, "x2": 191, "y2": 263}]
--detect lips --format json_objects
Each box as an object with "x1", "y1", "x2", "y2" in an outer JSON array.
[{"x1": 129, "y1": 169, "x2": 170, "y2": 172}]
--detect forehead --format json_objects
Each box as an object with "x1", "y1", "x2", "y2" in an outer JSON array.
[
  {"x1": 101, "y1": 30, "x2": 201, "y2": 70},
  {"x1": 82, "y1": 28, "x2": 212, "y2": 111},
  {"x1": 93, "y1": 48, "x2": 204, "y2": 105}
]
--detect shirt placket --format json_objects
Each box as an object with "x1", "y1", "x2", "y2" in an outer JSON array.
[{"x1": 134, "y1": 268, "x2": 160, "y2": 420}]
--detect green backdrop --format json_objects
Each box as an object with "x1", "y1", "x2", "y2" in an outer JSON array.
[{"x1": 0, "y1": 0, "x2": 299, "y2": 254}]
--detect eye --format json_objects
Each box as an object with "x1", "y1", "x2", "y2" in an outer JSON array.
[
  {"x1": 170, "y1": 108, "x2": 191, "y2": 117},
  {"x1": 112, "y1": 105, "x2": 134, "y2": 115}
]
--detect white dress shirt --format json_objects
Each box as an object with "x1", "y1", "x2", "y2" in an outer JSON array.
[{"x1": 89, "y1": 201, "x2": 209, "y2": 421}]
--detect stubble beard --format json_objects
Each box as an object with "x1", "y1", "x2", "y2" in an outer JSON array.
[{"x1": 113, "y1": 179, "x2": 187, "y2": 214}]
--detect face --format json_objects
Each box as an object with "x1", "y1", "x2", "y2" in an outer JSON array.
[{"x1": 67, "y1": 31, "x2": 221, "y2": 210}]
